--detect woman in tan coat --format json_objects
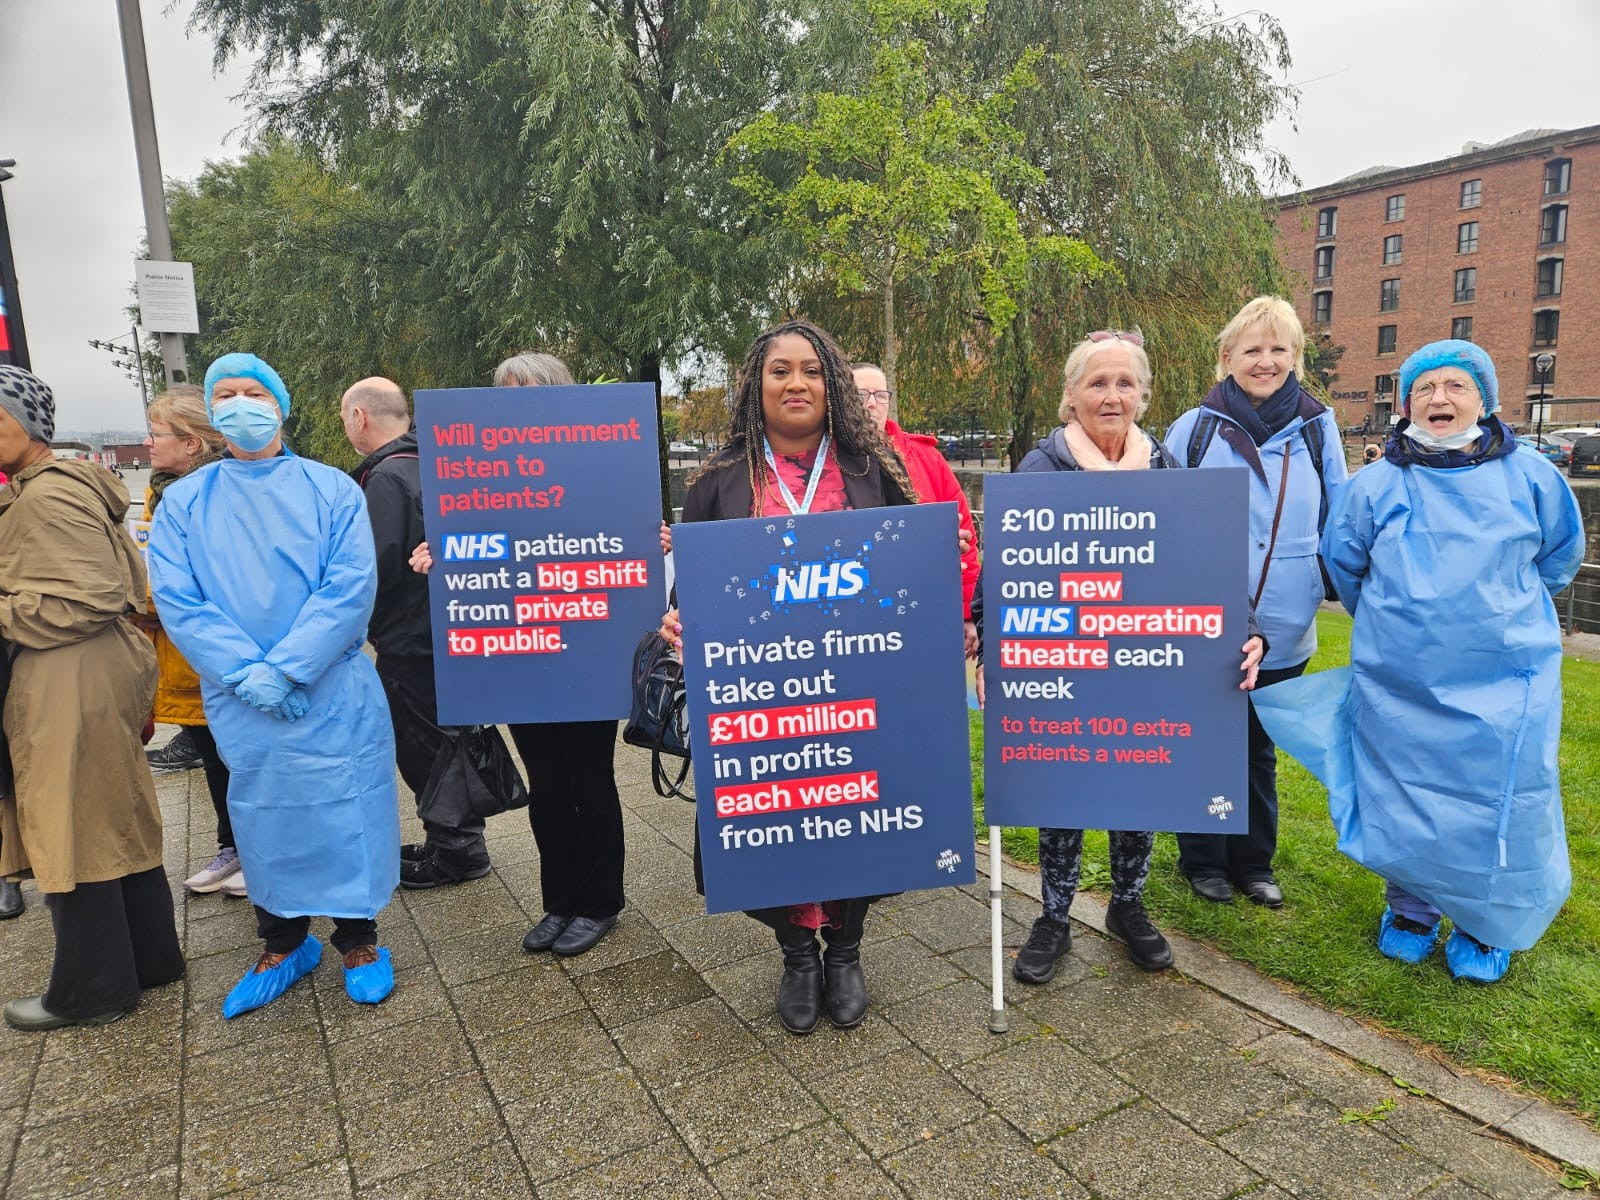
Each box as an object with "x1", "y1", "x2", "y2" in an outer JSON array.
[{"x1": 0, "y1": 365, "x2": 184, "y2": 1030}]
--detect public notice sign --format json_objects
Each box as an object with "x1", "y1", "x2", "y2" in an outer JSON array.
[
  {"x1": 414, "y1": 383, "x2": 664, "y2": 725},
  {"x1": 673, "y1": 504, "x2": 977, "y2": 914},
  {"x1": 982, "y1": 469, "x2": 1249, "y2": 833}
]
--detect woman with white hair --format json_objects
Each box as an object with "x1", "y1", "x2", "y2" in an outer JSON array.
[
  {"x1": 1269, "y1": 340, "x2": 1583, "y2": 983},
  {"x1": 1164, "y1": 296, "x2": 1347, "y2": 909},
  {"x1": 978, "y1": 330, "x2": 1264, "y2": 984}
]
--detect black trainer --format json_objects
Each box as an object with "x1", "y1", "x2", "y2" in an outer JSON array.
[
  {"x1": 1105, "y1": 899, "x2": 1173, "y2": 971},
  {"x1": 146, "y1": 729, "x2": 203, "y2": 772},
  {"x1": 1014, "y1": 916, "x2": 1073, "y2": 984},
  {"x1": 398, "y1": 855, "x2": 492, "y2": 890}
]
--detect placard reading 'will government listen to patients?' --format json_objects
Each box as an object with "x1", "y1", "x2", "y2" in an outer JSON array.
[
  {"x1": 673, "y1": 504, "x2": 976, "y2": 914},
  {"x1": 415, "y1": 384, "x2": 664, "y2": 725},
  {"x1": 983, "y1": 469, "x2": 1249, "y2": 833}
]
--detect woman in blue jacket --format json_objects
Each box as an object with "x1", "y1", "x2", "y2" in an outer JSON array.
[
  {"x1": 1164, "y1": 297, "x2": 1346, "y2": 908},
  {"x1": 1314, "y1": 341, "x2": 1581, "y2": 982}
]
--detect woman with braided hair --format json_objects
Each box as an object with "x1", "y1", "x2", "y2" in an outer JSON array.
[{"x1": 660, "y1": 319, "x2": 918, "y2": 1035}]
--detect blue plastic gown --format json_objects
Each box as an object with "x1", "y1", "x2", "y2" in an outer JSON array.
[
  {"x1": 1253, "y1": 445, "x2": 1583, "y2": 949},
  {"x1": 148, "y1": 452, "x2": 400, "y2": 919}
]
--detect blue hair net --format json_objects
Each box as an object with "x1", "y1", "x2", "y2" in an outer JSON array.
[
  {"x1": 204, "y1": 353, "x2": 291, "y2": 419},
  {"x1": 1399, "y1": 340, "x2": 1497, "y2": 416}
]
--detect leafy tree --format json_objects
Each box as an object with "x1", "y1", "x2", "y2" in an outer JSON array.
[
  {"x1": 1304, "y1": 329, "x2": 1345, "y2": 398},
  {"x1": 931, "y1": 0, "x2": 1298, "y2": 463},
  {"x1": 726, "y1": 0, "x2": 1103, "y2": 419},
  {"x1": 186, "y1": 0, "x2": 806, "y2": 506}
]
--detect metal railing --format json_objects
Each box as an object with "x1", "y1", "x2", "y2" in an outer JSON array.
[{"x1": 1560, "y1": 562, "x2": 1600, "y2": 635}]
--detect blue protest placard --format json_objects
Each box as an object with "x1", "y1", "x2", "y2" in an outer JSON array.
[
  {"x1": 414, "y1": 384, "x2": 664, "y2": 724},
  {"x1": 982, "y1": 469, "x2": 1249, "y2": 832},
  {"x1": 673, "y1": 504, "x2": 977, "y2": 914}
]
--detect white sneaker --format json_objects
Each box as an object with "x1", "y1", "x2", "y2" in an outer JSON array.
[
  {"x1": 184, "y1": 847, "x2": 241, "y2": 894},
  {"x1": 219, "y1": 867, "x2": 248, "y2": 899}
]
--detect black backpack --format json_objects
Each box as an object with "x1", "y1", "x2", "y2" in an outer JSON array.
[{"x1": 622, "y1": 631, "x2": 693, "y2": 800}]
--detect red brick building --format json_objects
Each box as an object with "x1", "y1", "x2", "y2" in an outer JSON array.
[{"x1": 1276, "y1": 125, "x2": 1597, "y2": 432}]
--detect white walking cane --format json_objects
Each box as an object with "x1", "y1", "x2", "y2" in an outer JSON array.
[{"x1": 988, "y1": 825, "x2": 1008, "y2": 1033}]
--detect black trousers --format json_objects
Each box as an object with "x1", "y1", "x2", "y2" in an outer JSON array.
[
  {"x1": 254, "y1": 906, "x2": 377, "y2": 956},
  {"x1": 185, "y1": 723, "x2": 234, "y2": 850},
  {"x1": 43, "y1": 866, "x2": 184, "y2": 1019},
  {"x1": 373, "y1": 653, "x2": 487, "y2": 863},
  {"x1": 507, "y1": 721, "x2": 624, "y2": 920},
  {"x1": 1177, "y1": 659, "x2": 1309, "y2": 884}
]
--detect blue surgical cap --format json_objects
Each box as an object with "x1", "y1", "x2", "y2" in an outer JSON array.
[
  {"x1": 1399, "y1": 340, "x2": 1497, "y2": 416},
  {"x1": 203, "y1": 353, "x2": 291, "y2": 419}
]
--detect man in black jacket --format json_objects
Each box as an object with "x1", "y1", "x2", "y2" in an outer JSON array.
[{"x1": 342, "y1": 377, "x2": 491, "y2": 887}]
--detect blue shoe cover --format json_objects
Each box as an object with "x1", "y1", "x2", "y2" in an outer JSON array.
[
  {"x1": 1377, "y1": 908, "x2": 1439, "y2": 964},
  {"x1": 1445, "y1": 930, "x2": 1510, "y2": 983},
  {"x1": 343, "y1": 946, "x2": 394, "y2": 1005},
  {"x1": 221, "y1": 935, "x2": 322, "y2": 1019}
]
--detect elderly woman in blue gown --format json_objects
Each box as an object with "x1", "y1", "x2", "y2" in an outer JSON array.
[{"x1": 1258, "y1": 340, "x2": 1583, "y2": 984}]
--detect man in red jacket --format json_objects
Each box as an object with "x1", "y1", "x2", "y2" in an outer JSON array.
[{"x1": 853, "y1": 363, "x2": 980, "y2": 655}]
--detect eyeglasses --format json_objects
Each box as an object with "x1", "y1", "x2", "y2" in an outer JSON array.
[
  {"x1": 146, "y1": 430, "x2": 185, "y2": 440},
  {"x1": 1411, "y1": 380, "x2": 1475, "y2": 401},
  {"x1": 858, "y1": 389, "x2": 893, "y2": 403},
  {"x1": 1088, "y1": 329, "x2": 1144, "y2": 347}
]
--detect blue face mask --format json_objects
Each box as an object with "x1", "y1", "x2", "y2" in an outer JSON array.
[{"x1": 212, "y1": 397, "x2": 283, "y2": 452}]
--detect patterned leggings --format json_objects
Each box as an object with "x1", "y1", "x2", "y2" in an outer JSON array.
[{"x1": 1039, "y1": 828, "x2": 1154, "y2": 922}]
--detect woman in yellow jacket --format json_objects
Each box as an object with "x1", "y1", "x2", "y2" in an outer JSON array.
[{"x1": 139, "y1": 386, "x2": 243, "y2": 896}]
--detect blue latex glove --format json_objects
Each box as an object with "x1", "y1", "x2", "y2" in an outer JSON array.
[
  {"x1": 274, "y1": 689, "x2": 310, "y2": 723},
  {"x1": 229, "y1": 662, "x2": 294, "y2": 714}
]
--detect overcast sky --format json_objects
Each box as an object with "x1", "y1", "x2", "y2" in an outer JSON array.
[{"x1": 4, "y1": 0, "x2": 1599, "y2": 432}]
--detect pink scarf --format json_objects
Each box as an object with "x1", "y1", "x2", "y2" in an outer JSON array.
[{"x1": 1062, "y1": 422, "x2": 1153, "y2": 471}]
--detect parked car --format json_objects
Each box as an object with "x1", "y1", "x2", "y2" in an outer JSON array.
[
  {"x1": 1530, "y1": 437, "x2": 1571, "y2": 465},
  {"x1": 1568, "y1": 435, "x2": 1600, "y2": 479},
  {"x1": 667, "y1": 441, "x2": 701, "y2": 456}
]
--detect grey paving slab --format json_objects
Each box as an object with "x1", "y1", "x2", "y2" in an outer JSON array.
[
  {"x1": 886, "y1": 1114, "x2": 1090, "y2": 1199},
  {"x1": 710, "y1": 1124, "x2": 903, "y2": 1199},
  {"x1": 0, "y1": 743, "x2": 1587, "y2": 1200},
  {"x1": 1046, "y1": 1100, "x2": 1260, "y2": 1200}
]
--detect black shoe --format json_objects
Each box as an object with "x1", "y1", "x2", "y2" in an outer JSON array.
[
  {"x1": 522, "y1": 913, "x2": 572, "y2": 952},
  {"x1": 1105, "y1": 900, "x2": 1173, "y2": 971},
  {"x1": 400, "y1": 842, "x2": 428, "y2": 864},
  {"x1": 1013, "y1": 916, "x2": 1072, "y2": 984},
  {"x1": 775, "y1": 936, "x2": 823, "y2": 1035},
  {"x1": 0, "y1": 880, "x2": 21, "y2": 920},
  {"x1": 398, "y1": 856, "x2": 492, "y2": 890},
  {"x1": 552, "y1": 914, "x2": 617, "y2": 956},
  {"x1": 822, "y1": 948, "x2": 869, "y2": 1027},
  {"x1": 146, "y1": 729, "x2": 202, "y2": 772},
  {"x1": 4, "y1": 995, "x2": 130, "y2": 1031},
  {"x1": 1187, "y1": 875, "x2": 1235, "y2": 904},
  {"x1": 1238, "y1": 878, "x2": 1284, "y2": 908}
]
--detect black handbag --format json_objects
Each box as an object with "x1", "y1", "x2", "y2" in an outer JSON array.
[
  {"x1": 415, "y1": 725, "x2": 529, "y2": 827},
  {"x1": 621, "y1": 630, "x2": 692, "y2": 800}
]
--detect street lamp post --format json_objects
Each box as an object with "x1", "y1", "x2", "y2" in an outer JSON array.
[
  {"x1": 88, "y1": 327, "x2": 151, "y2": 411},
  {"x1": 1534, "y1": 353, "x2": 1555, "y2": 449}
]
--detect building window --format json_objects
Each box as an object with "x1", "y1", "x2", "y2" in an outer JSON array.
[
  {"x1": 1312, "y1": 290, "x2": 1332, "y2": 324},
  {"x1": 1317, "y1": 206, "x2": 1337, "y2": 238},
  {"x1": 1385, "y1": 194, "x2": 1406, "y2": 222},
  {"x1": 1452, "y1": 316, "x2": 1473, "y2": 341},
  {"x1": 1314, "y1": 246, "x2": 1335, "y2": 280},
  {"x1": 1544, "y1": 158, "x2": 1571, "y2": 196},
  {"x1": 1375, "y1": 373, "x2": 1395, "y2": 399},
  {"x1": 1533, "y1": 310, "x2": 1560, "y2": 347},
  {"x1": 1541, "y1": 205, "x2": 1568, "y2": 246},
  {"x1": 1456, "y1": 222, "x2": 1478, "y2": 253},
  {"x1": 1382, "y1": 234, "x2": 1402, "y2": 265},
  {"x1": 1377, "y1": 325, "x2": 1397, "y2": 356},
  {"x1": 1453, "y1": 268, "x2": 1476, "y2": 303},
  {"x1": 1379, "y1": 278, "x2": 1400, "y2": 312},
  {"x1": 1537, "y1": 258, "x2": 1564, "y2": 298},
  {"x1": 1530, "y1": 356, "x2": 1557, "y2": 387},
  {"x1": 1460, "y1": 178, "x2": 1482, "y2": 208}
]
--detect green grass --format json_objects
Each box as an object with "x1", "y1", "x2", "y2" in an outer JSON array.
[{"x1": 971, "y1": 610, "x2": 1600, "y2": 1126}]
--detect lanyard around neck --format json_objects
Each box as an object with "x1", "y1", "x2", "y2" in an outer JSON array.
[{"x1": 762, "y1": 433, "x2": 831, "y2": 515}]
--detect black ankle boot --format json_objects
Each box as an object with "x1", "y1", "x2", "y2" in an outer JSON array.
[
  {"x1": 821, "y1": 899, "x2": 870, "y2": 1028},
  {"x1": 774, "y1": 924, "x2": 823, "y2": 1034}
]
